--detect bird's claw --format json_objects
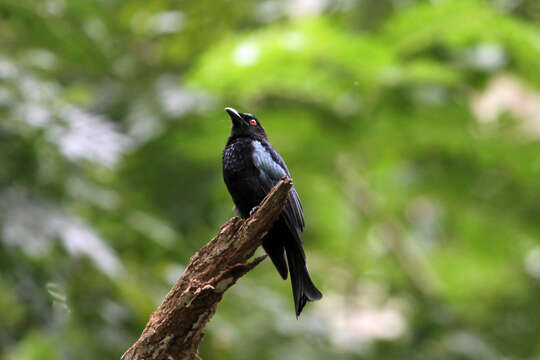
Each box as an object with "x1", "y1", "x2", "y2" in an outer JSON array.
[{"x1": 249, "y1": 205, "x2": 259, "y2": 216}]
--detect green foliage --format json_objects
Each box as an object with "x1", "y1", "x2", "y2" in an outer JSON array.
[{"x1": 2, "y1": 0, "x2": 540, "y2": 359}]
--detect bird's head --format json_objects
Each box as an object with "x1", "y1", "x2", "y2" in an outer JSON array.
[{"x1": 225, "y1": 107, "x2": 267, "y2": 140}]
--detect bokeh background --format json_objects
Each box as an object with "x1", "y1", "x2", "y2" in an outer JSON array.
[{"x1": 2, "y1": 0, "x2": 540, "y2": 359}]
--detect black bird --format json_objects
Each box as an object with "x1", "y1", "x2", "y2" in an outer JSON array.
[{"x1": 222, "y1": 107, "x2": 322, "y2": 317}]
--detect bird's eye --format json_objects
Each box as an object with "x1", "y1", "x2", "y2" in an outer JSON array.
[{"x1": 249, "y1": 119, "x2": 257, "y2": 126}]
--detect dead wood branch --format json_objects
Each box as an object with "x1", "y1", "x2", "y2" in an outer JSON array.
[{"x1": 121, "y1": 178, "x2": 293, "y2": 360}]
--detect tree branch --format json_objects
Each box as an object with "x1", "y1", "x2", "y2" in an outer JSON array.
[{"x1": 121, "y1": 178, "x2": 293, "y2": 360}]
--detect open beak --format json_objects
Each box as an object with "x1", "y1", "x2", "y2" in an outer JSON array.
[{"x1": 225, "y1": 107, "x2": 244, "y2": 126}]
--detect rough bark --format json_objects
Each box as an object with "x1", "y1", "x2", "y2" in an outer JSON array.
[{"x1": 121, "y1": 178, "x2": 293, "y2": 360}]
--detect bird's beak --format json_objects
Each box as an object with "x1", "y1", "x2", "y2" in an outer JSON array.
[{"x1": 225, "y1": 107, "x2": 244, "y2": 126}]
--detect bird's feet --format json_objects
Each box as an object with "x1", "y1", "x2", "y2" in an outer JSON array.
[{"x1": 249, "y1": 205, "x2": 259, "y2": 216}]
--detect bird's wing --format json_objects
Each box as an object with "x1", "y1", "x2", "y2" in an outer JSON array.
[{"x1": 252, "y1": 140, "x2": 305, "y2": 235}]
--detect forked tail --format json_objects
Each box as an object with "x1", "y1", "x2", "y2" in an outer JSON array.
[{"x1": 285, "y1": 243, "x2": 323, "y2": 317}]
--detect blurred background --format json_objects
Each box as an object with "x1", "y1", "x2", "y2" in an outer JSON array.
[{"x1": 2, "y1": 0, "x2": 540, "y2": 359}]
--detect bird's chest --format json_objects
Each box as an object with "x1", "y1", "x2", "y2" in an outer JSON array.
[{"x1": 222, "y1": 140, "x2": 257, "y2": 176}]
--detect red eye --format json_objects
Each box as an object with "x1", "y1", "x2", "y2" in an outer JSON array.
[{"x1": 249, "y1": 119, "x2": 257, "y2": 126}]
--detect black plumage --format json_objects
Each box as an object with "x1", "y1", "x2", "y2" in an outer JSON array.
[{"x1": 222, "y1": 107, "x2": 322, "y2": 317}]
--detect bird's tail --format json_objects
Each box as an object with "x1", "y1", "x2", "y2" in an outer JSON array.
[{"x1": 285, "y1": 243, "x2": 322, "y2": 317}]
